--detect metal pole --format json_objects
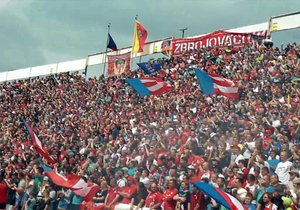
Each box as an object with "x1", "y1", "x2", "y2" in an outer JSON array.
[
  {"x1": 103, "y1": 23, "x2": 111, "y2": 76},
  {"x1": 84, "y1": 55, "x2": 89, "y2": 78},
  {"x1": 131, "y1": 15, "x2": 138, "y2": 68},
  {"x1": 179, "y1": 27, "x2": 188, "y2": 38}
]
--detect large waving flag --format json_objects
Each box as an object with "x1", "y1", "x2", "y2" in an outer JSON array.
[
  {"x1": 22, "y1": 119, "x2": 57, "y2": 165},
  {"x1": 195, "y1": 68, "x2": 239, "y2": 98},
  {"x1": 193, "y1": 182, "x2": 248, "y2": 210},
  {"x1": 43, "y1": 166, "x2": 100, "y2": 202},
  {"x1": 126, "y1": 77, "x2": 172, "y2": 96},
  {"x1": 132, "y1": 20, "x2": 148, "y2": 53},
  {"x1": 107, "y1": 33, "x2": 118, "y2": 51}
]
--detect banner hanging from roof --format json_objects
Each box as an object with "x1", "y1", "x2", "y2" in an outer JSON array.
[
  {"x1": 106, "y1": 52, "x2": 131, "y2": 77},
  {"x1": 171, "y1": 30, "x2": 265, "y2": 55}
]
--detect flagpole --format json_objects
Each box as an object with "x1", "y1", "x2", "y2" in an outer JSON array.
[
  {"x1": 103, "y1": 23, "x2": 111, "y2": 76},
  {"x1": 131, "y1": 15, "x2": 138, "y2": 69}
]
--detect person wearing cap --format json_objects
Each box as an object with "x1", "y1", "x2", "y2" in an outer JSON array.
[{"x1": 144, "y1": 182, "x2": 163, "y2": 210}]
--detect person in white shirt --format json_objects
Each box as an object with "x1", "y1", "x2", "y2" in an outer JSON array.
[{"x1": 275, "y1": 151, "x2": 293, "y2": 185}]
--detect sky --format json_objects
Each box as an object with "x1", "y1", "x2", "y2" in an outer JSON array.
[{"x1": 1, "y1": 0, "x2": 300, "y2": 73}]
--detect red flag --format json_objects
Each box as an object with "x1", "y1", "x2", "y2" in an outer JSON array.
[
  {"x1": 132, "y1": 20, "x2": 148, "y2": 53},
  {"x1": 24, "y1": 121, "x2": 57, "y2": 165},
  {"x1": 46, "y1": 170, "x2": 100, "y2": 201}
]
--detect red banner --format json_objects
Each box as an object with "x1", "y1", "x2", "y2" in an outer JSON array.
[
  {"x1": 171, "y1": 30, "x2": 264, "y2": 55},
  {"x1": 107, "y1": 52, "x2": 131, "y2": 77}
]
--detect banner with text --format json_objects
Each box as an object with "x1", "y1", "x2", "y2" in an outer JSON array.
[
  {"x1": 171, "y1": 30, "x2": 264, "y2": 55},
  {"x1": 107, "y1": 52, "x2": 131, "y2": 77}
]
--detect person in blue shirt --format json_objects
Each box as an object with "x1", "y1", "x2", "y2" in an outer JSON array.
[
  {"x1": 14, "y1": 187, "x2": 29, "y2": 210},
  {"x1": 70, "y1": 193, "x2": 83, "y2": 210},
  {"x1": 244, "y1": 193, "x2": 256, "y2": 210},
  {"x1": 267, "y1": 149, "x2": 280, "y2": 174},
  {"x1": 57, "y1": 191, "x2": 69, "y2": 210}
]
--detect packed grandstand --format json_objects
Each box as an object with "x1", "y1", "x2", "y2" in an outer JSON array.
[{"x1": 1, "y1": 23, "x2": 300, "y2": 210}]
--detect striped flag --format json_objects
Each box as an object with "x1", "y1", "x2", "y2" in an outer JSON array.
[
  {"x1": 195, "y1": 68, "x2": 239, "y2": 98},
  {"x1": 44, "y1": 167, "x2": 100, "y2": 202},
  {"x1": 193, "y1": 182, "x2": 248, "y2": 210},
  {"x1": 22, "y1": 119, "x2": 57, "y2": 165},
  {"x1": 126, "y1": 77, "x2": 172, "y2": 96}
]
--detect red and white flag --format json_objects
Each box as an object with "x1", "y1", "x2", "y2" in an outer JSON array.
[
  {"x1": 45, "y1": 170, "x2": 100, "y2": 201},
  {"x1": 126, "y1": 77, "x2": 172, "y2": 96},
  {"x1": 209, "y1": 72, "x2": 239, "y2": 98},
  {"x1": 24, "y1": 121, "x2": 57, "y2": 164}
]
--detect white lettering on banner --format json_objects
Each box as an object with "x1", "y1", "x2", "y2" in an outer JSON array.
[
  {"x1": 208, "y1": 37, "x2": 217, "y2": 47},
  {"x1": 224, "y1": 35, "x2": 232, "y2": 46},
  {"x1": 189, "y1": 42, "x2": 195, "y2": 51},
  {"x1": 181, "y1": 43, "x2": 187, "y2": 52},
  {"x1": 172, "y1": 30, "x2": 264, "y2": 55},
  {"x1": 174, "y1": 43, "x2": 181, "y2": 54},
  {"x1": 195, "y1": 41, "x2": 203, "y2": 49},
  {"x1": 217, "y1": 36, "x2": 226, "y2": 46},
  {"x1": 232, "y1": 35, "x2": 241, "y2": 45}
]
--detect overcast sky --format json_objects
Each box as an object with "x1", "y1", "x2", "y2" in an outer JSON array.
[{"x1": 1, "y1": 0, "x2": 300, "y2": 72}]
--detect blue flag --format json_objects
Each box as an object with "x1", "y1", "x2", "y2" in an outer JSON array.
[
  {"x1": 137, "y1": 62, "x2": 162, "y2": 75},
  {"x1": 107, "y1": 33, "x2": 117, "y2": 51},
  {"x1": 194, "y1": 68, "x2": 214, "y2": 95},
  {"x1": 151, "y1": 63, "x2": 162, "y2": 71}
]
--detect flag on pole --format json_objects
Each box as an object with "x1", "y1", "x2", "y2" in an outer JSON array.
[
  {"x1": 126, "y1": 77, "x2": 172, "y2": 96},
  {"x1": 43, "y1": 166, "x2": 100, "y2": 202},
  {"x1": 107, "y1": 33, "x2": 118, "y2": 51},
  {"x1": 22, "y1": 119, "x2": 57, "y2": 165},
  {"x1": 132, "y1": 20, "x2": 148, "y2": 53},
  {"x1": 195, "y1": 68, "x2": 239, "y2": 98}
]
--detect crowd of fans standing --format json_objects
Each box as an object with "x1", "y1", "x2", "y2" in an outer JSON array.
[{"x1": 0, "y1": 41, "x2": 300, "y2": 210}]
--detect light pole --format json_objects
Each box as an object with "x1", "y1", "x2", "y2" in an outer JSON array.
[{"x1": 179, "y1": 27, "x2": 188, "y2": 38}]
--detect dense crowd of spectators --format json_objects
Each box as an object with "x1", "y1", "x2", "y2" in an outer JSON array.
[{"x1": 0, "y1": 41, "x2": 300, "y2": 210}]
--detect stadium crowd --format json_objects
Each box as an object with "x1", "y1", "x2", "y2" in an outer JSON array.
[{"x1": 0, "y1": 41, "x2": 300, "y2": 210}]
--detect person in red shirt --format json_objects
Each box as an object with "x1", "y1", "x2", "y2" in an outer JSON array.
[
  {"x1": 96, "y1": 178, "x2": 118, "y2": 210},
  {"x1": 0, "y1": 177, "x2": 8, "y2": 210},
  {"x1": 162, "y1": 179, "x2": 178, "y2": 210},
  {"x1": 118, "y1": 176, "x2": 137, "y2": 204},
  {"x1": 145, "y1": 182, "x2": 163, "y2": 209},
  {"x1": 189, "y1": 184, "x2": 205, "y2": 210}
]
